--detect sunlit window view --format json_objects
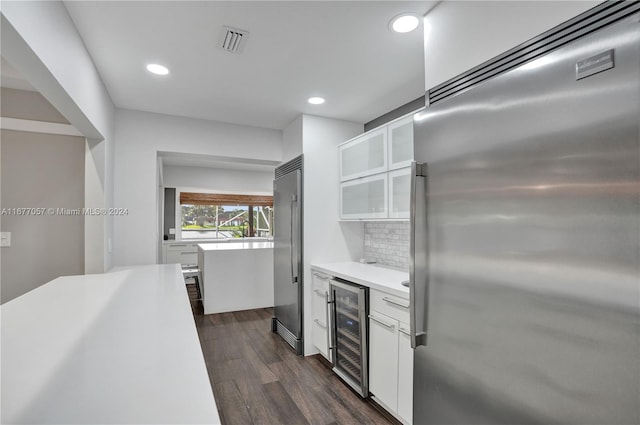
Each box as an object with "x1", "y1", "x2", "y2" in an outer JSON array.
[{"x1": 181, "y1": 204, "x2": 273, "y2": 239}]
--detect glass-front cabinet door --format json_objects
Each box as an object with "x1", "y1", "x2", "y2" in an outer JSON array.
[
  {"x1": 339, "y1": 128, "x2": 387, "y2": 181},
  {"x1": 388, "y1": 167, "x2": 411, "y2": 219},
  {"x1": 340, "y1": 173, "x2": 388, "y2": 219},
  {"x1": 388, "y1": 116, "x2": 414, "y2": 170}
]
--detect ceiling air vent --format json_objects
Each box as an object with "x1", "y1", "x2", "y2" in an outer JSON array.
[{"x1": 220, "y1": 26, "x2": 249, "y2": 53}]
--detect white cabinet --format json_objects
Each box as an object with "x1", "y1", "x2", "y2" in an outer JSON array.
[
  {"x1": 311, "y1": 269, "x2": 331, "y2": 361},
  {"x1": 397, "y1": 322, "x2": 414, "y2": 425},
  {"x1": 338, "y1": 112, "x2": 415, "y2": 220},
  {"x1": 164, "y1": 243, "x2": 198, "y2": 265},
  {"x1": 339, "y1": 128, "x2": 387, "y2": 181},
  {"x1": 388, "y1": 116, "x2": 414, "y2": 170},
  {"x1": 339, "y1": 173, "x2": 388, "y2": 219},
  {"x1": 388, "y1": 167, "x2": 411, "y2": 219},
  {"x1": 369, "y1": 288, "x2": 413, "y2": 424},
  {"x1": 369, "y1": 311, "x2": 399, "y2": 413}
]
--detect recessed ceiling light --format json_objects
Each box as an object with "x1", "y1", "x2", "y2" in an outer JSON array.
[
  {"x1": 146, "y1": 63, "x2": 170, "y2": 75},
  {"x1": 308, "y1": 97, "x2": 325, "y2": 105},
  {"x1": 390, "y1": 13, "x2": 420, "y2": 33}
]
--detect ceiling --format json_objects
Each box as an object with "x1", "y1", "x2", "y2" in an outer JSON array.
[{"x1": 63, "y1": 1, "x2": 435, "y2": 130}]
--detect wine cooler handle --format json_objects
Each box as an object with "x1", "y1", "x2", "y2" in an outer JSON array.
[
  {"x1": 327, "y1": 289, "x2": 336, "y2": 364},
  {"x1": 410, "y1": 161, "x2": 428, "y2": 348}
]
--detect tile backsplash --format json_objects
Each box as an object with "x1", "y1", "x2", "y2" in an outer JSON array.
[{"x1": 363, "y1": 221, "x2": 409, "y2": 271}]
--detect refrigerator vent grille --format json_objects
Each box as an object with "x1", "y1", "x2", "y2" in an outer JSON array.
[
  {"x1": 275, "y1": 320, "x2": 302, "y2": 354},
  {"x1": 220, "y1": 26, "x2": 249, "y2": 53},
  {"x1": 275, "y1": 155, "x2": 303, "y2": 178},
  {"x1": 428, "y1": 0, "x2": 640, "y2": 105}
]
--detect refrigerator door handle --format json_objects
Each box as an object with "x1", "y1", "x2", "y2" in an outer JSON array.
[
  {"x1": 410, "y1": 161, "x2": 428, "y2": 348},
  {"x1": 290, "y1": 195, "x2": 298, "y2": 284}
]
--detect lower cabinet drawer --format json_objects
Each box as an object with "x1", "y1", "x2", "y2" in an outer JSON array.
[
  {"x1": 165, "y1": 244, "x2": 198, "y2": 265},
  {"x1": 370, "y1": 289, "x2": 410, "y2": 323}
]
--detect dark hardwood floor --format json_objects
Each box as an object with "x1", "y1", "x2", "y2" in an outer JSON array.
[{"x1": 187, "y1": 284, "x2": 395, "y2": 425}]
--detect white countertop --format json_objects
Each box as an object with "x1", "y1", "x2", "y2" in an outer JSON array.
[
  {"x1": 198, "y1": 241, "x2": 274, "y2": 251},
  {"x1": 1, "y1": 264, "x2": 220, "y2": 424},
  {"x1": 311, "y1": 261, "x2": 409, "y2": 299},
  {"x1": 164, "y1": 237, "x2": 272, "y2": 245}
]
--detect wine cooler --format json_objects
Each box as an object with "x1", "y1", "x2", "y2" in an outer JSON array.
[{"x1": 329, "y1": 278, "x2": 369, "y2": 397}]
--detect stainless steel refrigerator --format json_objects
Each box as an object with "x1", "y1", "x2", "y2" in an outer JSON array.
[
  {"x1": 410, "y1": 2, "x2": 639, "y2": 424},
  {"x1": 272, "y1": 155, "x2": 303, "y2": 354}
]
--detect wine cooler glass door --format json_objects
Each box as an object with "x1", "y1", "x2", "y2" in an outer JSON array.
[{"x1": 330, "y1": 279, "x2": 368, "y2": 397}]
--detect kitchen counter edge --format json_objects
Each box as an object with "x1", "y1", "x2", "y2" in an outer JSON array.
[{"x1": 311, "y1": 262, "x2": 409, "y2": 299}]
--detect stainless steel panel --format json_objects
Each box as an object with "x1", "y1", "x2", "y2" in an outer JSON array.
[
  {"x1": 274, "y1": 170, "x2": 302, "y2": 341},
  {"x1": 413, "y1": 15, "x2": 639, "y2": 424}
]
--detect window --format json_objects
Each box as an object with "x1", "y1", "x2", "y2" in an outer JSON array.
[{"x1": 180, "y1": 192, "x2": 273, "y2": 240}]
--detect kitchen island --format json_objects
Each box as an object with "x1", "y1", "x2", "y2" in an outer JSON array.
[
  {"x1": 1, "y1": 264, "x2": 219, "y2": 424},
  {"x1": 198, "y1": 241, "x2": 274, "y2": 314}
]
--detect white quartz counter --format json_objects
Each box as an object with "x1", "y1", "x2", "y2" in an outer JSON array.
[
  {"x1": 198, "y1": 241, "x2": 274, "y2": 251},
  {"x1": 1, "y1": 264, "x2": 220, "y2": 424},
  {"x1": 163, "y1": 237, "x2": 272, "y2": 245},
  {"x1": 311, "y1": 261, "x2": 409, "y2": 299}
]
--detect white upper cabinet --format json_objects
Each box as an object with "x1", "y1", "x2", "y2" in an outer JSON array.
[
  {"x1": 388, "y1": 167, "x2": 411, "y2": 219},
  {"x1": 340, "y1": 173, "x2": 388, "y2": 220},
  {"x1": 339, "y1": 128, "x2": 387, "y2": 181},
  {"x1": 338, "y1": 112, "x2": 416, "y2": 220},
  {"x1": 388, "y1": 116, "x2": 414, "y2": 170}
]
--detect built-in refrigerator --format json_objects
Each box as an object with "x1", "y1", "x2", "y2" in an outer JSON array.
[
  {"x1": 272, "y1": 155, "x2": 303, "y2": 354},
  {"x1": 410, "y1": 2, "x2": 640, "y2": 424}
]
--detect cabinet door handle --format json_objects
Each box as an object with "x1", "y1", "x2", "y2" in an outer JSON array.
[
  {"x1": 398, "y1": 327, "x2": 411, "y2": 336},
  {"x1": 368, "y1": 314, "x2": 395, "y2": 329},
  {"x1": 382, "y1": 296, "x2": 410, "y2": 309},
  {"x1": 313, "y1": 272, "x2": 329, "y2": 280},
  {"x1": 313, "y1": 318, "x2": 327, "y2": 329}
]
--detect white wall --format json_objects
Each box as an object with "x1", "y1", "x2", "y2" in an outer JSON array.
[
  {"x1": 282, "y1": 115, "x2": 303, "y2": 163},
  {"x1": 424, "y1": 1, "x2": 600, "y2": 90},
  {"x1": 0, "y1": 87, "x2": 69, "y2": 123},
  {"x1": 301, "y1": 114, "x2": 364, "y2": 355},
  {"x1": 84, "y1": 139, "x2": 105, "y2": 273},
  {"x1": 163, "y1": 165, "x2": 274, "y2": 194},
  {"x1": 1, "y1": 1, "x2": 116, "y2": 271},
  {"x1": 1, "y1": 130, "x2": 85, "y2": 303},
  {"x1": 113, "y1": 109, "x2": 282, "y2": 267}
]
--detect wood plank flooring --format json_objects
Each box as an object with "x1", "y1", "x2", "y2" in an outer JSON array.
[{"x1": 187, "y1": 284, "x2": 395, "y2": 425}]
